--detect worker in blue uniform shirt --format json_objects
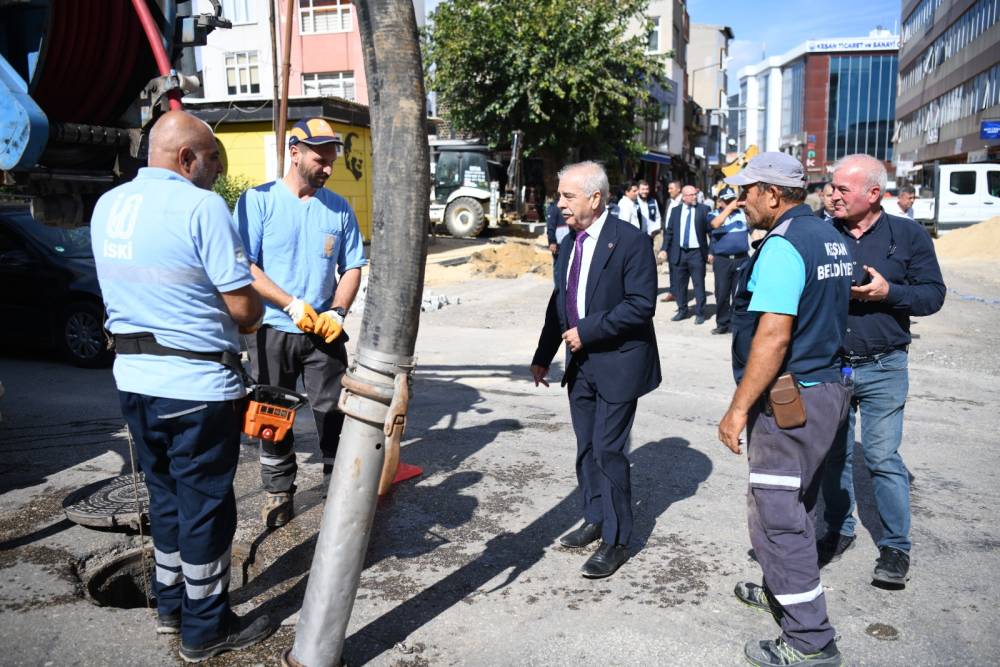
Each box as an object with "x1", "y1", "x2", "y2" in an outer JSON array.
[
  {"x1": 707, "y1": 186, "x2": 750, "y2": 335},
  {"x1": 717, "y1": 152, "x2": 852, "y2": 667},
  {"x1": 236, "y1": 117, "x2": 367, "y2": 527},
  {"x1": 91, "y1": 110, "x2": 271, "y2": 662},
  {"x1": 818, "y1": 155, "x2": 945, "y2": 586}
]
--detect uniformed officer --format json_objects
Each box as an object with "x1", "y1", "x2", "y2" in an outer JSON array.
[
  {"x1": 717, "y1": 152, "x2": 852, "y2": 667},
  {"x1": 707, "y1": 186, "x2": 750, "y2": 335},
  {"x1": 236, "y1": 117, "x2": 367, "y2": 527},
  {"x1": 91, "y1": 110, "x2": 271, "y2": 662}
]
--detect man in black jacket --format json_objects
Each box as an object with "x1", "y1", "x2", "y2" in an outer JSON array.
[
  {"x1": 662, "y1": 185, "x2": 711, "y2": 324},
  {"x1": 819, "y1": 153, "x2": 946, "y2": 587},
  {"x1": 531, "y1": 161, "x2": 660, "y2": 579}
]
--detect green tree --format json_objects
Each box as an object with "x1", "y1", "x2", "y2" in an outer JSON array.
[
  {"x1": 424, "y1": 0, "x2": 666, "y2": 162},
  {"x1": 212, "y1": 173, "x2": 253, "y2": 210}
]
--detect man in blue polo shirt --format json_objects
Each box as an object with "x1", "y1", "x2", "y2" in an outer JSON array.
[
  {"x1": 819, "y1": 155, "x2": 945, "y2": 586},
  {"x1": 92, "y1": 110, "x2": 270, "y2": 662},
  {"x1": 236, "y1": 117, "x2": 367, "y2": 527},
  {"x1": 717, "y1": 152, "x2": 853, "y2": 667},
  {"x1": 707, "y1": 186, "x2": 749, "y2": 335}
]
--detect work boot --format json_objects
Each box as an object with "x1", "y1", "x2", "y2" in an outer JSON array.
[
  {"x1": 157, "y1": 612, "x2": 180, "y2": 634},
  {"x1": 178, "y1": 612, "x2": 273, "y2": 663},
  {"x1": 873, "y1": 546, "x2": 910, "y2": 586},
  {"x1": 262, "y1": 490, "x2": 294, "y2": 527},
  {"x1": 734, "y1": 581, "x2": 782, "y2": 622},
  {"x1": 744, "y1": 637, "x2": 842, "y2": 667},
  {"x1": 816, "y1": 531, "x2": 855, "y2": 567}
]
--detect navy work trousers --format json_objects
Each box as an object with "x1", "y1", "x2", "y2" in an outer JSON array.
[
  {"x1": 567, "y1": 363, "x2": 638, "y2": 546},
  {"x1": 746, "y1": 381, "x2": 850, "y2": 653},
  {"x1": 119, "y1": 392, "x2": 241, "y2": 646}
]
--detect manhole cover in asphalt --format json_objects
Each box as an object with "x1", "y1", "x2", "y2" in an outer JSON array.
[
  {"x1": 85, "y1": 546, "x2": 156, "y2": 608},
  {"x1": 63, "y1": 474, "x2": 149, "y2": 530},
  {"x1": 865, "y1": 622, "x2": 900, "y2": 640}
]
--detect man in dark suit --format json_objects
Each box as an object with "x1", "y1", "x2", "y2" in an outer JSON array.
[
  {"x1": 662, "y1": 185, "x2": 711, "y2": 324},
  {"x1": 530, "y1": 161, "x2": 661, "y2": 579}
]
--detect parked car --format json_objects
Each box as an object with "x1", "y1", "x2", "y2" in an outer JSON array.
[{"x1": 0, "y1": 207, "x2": 112, "y2": 367}]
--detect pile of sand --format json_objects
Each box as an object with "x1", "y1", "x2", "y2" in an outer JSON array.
[
  {"x1": 467, "y1": 239, "x2": 553, "y2": 279},
  {"x1": 935, "y1": 216, "x2": 1000, "y2": 260}
]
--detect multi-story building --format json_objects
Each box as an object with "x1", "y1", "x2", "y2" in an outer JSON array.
[
  {"x1": 894, "y1": 0, "x2": 1000, "y2": 169},
  {"x1": 629, "y1": 0, "x2": 689, "y2": 184},
  {"x1": 736, "y1": 29, "x2": 899, "y2": 181},
  {"x1": 687, "y1": 23, "x2": 734, "y2": 173},
  {"x1": 194, "y1": 0, "x2": 425, "y2": 105}
]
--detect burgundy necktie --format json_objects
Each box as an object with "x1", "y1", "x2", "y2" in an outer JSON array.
[{"x1": 565, "y1": 231, "x2": 588, "y2": 328}]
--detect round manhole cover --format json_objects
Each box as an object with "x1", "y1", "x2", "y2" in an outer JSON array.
[{"x1": 63, "y1": 474, "x2": 149, "y2": 530}]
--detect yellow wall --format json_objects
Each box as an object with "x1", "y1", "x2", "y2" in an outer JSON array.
[{"x1": 214, "y1": 120, "x2": 374, "y2": 239}]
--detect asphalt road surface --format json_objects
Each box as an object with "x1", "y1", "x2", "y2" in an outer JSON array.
[{"x1": 0, "y1": 254, "x2": 998, "y2": 665}]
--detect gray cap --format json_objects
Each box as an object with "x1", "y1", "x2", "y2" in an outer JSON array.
[{"x1": 724, "y1": 151, "x2": 806, "y2": 188}]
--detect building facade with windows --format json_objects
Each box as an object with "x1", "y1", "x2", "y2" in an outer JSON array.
[
  {"x1": 736, "y1": 30, "x2": 899, "y2": 181},
  {"x1": 195, "y1": 0, "x2": 425, "y2": 105},
  {"x1": 627, "y1": 0, "x2": 689, "y2": 183},
  {"x1": 687, "y1": 23, "x2": 734, "y2": 171},
  {"x1": 895, "y1": 0, "x2": 1000, "y2": 168}
]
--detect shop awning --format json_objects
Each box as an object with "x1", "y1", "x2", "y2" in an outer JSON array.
[{"x1": 641, "y1": 152, "x2": 672, "y2": 165}]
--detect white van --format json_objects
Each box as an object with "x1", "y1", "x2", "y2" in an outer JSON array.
[{"x1": 911, "y1": 163, "x2": 1000, "y2": 234}]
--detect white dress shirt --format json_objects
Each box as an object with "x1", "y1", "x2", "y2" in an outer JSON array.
[
  {"x1": 616, "y1": 196, "x2": 640, "y2": 229},
  {"x1": 566, "y1": 210, "x2": 609, "y2": 322}
]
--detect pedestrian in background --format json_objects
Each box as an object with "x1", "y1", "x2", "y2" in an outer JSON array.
[
  {"x1": 707, "y1": 186, "x2": 749, "y2": 335},
  {"x1": 91, "y1": 110, "x2": 271, "y2": 662},
  {"x1": 617, "y1": 181, "x2": 641, "y2": 230},
  {"x1": 882, "y1": 184, "x2": 916, "y2": 220},
  {"x1": 661, "y1": 185, "x2": 710, "y2": 324},
  {"x1": 530, "y1": 161, "x2": 660, "y2": 579},
  {"x1": 819, "y1": 154, "x2": 945, "y2": 586},
  {"x1": 236, "y1": 117, "x2": 367, "y2": 528},
  {"x1": 717, "y1": 152, "x2": 852, "y2": 667},
  {"x1": 660, "y1": 180, "x2": 683, "y2": 302},
  {"x1": 820, "y1": 183, "x2": 836, "y2": 221},
  {"x1": 636, "y1": 179, "x2": 662, "y2": 248},
  {"x1": 545, "y1": 195, "x2": 569, "y2": 283}
]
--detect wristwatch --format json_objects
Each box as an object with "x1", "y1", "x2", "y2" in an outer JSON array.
[{"x1": 332, "y1": 307, "x2": 347, "y2": 319}]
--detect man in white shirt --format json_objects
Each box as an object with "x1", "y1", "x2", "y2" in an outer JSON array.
[
  {"x1": 882, "y1": 185, "x2": 916, "y2": 219},
  {"x1": 636, "y1": 179, "x2": 662, "y2": 244},
  {"x1": 617, "y1": 181, "x2": 641, "y2": 229},
  {"x1": 661, "y1": 181, "x2": 683, "y2": 302}
]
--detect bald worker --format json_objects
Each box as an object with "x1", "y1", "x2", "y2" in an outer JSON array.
[{"x1": 92, "y1": 110, "x2": 272, "y2": 662}]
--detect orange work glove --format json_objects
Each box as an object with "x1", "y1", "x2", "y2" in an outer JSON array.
[
  {"x1": 313, "y1": 309, "x2": 345, "y2": 343},
  {"x1": 283, "y1": 297, "x2": 318, "y2": 333}
]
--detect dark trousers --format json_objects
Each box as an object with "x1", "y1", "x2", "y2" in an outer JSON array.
[
  {"x1": 119, "y1": 392, "x2": 241, "y2": 646},
  {"x1": 567, "y1": 362, "x2": 638, "y2": 546},
  {"x1": 672, "y1": 248, "x2": 706, "y2": 315},
  {"x1": 746, "y1": 382, "x2": 851, "y2": 653},
  {"x1": 712, "y1": 253, "x2": 746, "y2": 328},
  {"x1": 252, "y1": 326, "x2": 348, "y2": 493}
]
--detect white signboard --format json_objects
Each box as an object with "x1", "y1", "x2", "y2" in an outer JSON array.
[{"x1": 807, "y1": 37, "x2": 899, "y2": 52}]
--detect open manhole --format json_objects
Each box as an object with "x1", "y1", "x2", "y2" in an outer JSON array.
[
  {"x1": 84, "y1": 546, "x2": 156, "y2": 609},
  {"x1": 63, "y1": 473, "x2": 149, "y2": 530}
]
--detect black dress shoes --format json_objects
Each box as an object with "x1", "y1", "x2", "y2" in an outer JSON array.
[
  {"x1": 559, "y1": 521, "x2": 602, "y2": 548},
  {"x1": 671, "y1": 311, "x2": 689, "y2": 322},
  {"x1": 694, "y1": 315, "x2": 706, "y2": 325},
  {"x1": 711, "y1": 326, "x2": 729, "y2": 335},
  {"x1": 581, "y1": 542, "x2": 628, "y2": 578}
]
